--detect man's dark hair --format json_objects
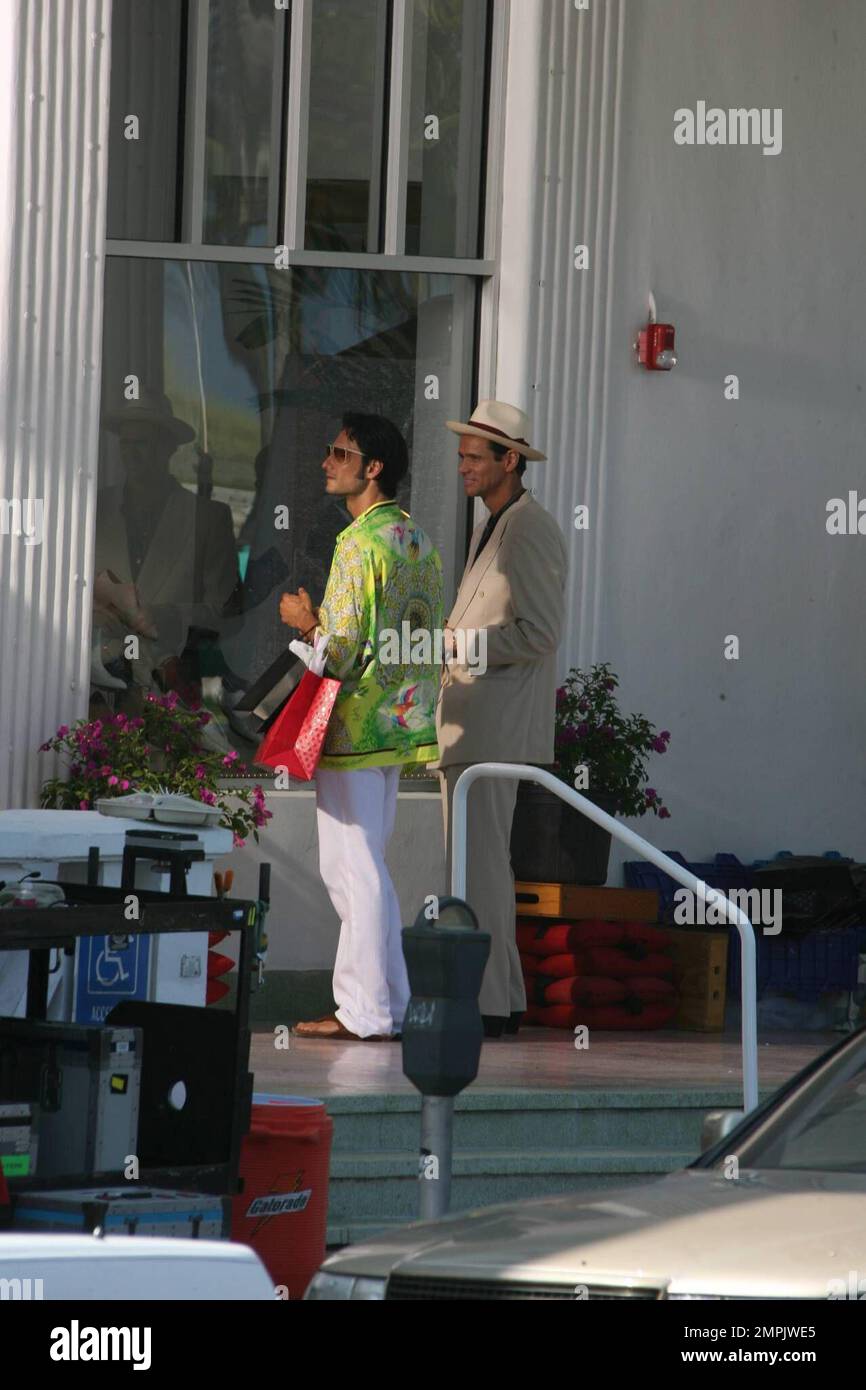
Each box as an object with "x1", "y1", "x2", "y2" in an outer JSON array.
[
  {"x1": 490, "y1": 440, "x2": 527, "y2": 477},
  {"x1": 342, "y1": 412, "x2": 409, "y2": 499}
]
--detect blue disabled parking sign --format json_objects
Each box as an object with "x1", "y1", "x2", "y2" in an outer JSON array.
[{"x1": 75, "y1": 932, "x2": 151, "y2": 1025}]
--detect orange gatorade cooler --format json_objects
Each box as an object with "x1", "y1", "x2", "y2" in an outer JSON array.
[{"x1": 232, "y1": 1094, "x2": 334, "y2": 1300}]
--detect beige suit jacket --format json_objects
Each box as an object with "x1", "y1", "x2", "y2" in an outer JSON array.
[{"x1": 435, "y1": 491, "x2": 567, "y2": 767}]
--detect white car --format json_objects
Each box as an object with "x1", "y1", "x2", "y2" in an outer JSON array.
[
  {"x1": 306, "y1": 1028, "x2": 866, "y2": 1300},
  {"x1": 0, "y1": 1233, "x2": 275, "y2": 1300}
]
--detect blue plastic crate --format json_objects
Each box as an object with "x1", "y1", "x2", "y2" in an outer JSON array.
[
  {"x1": 624, "y1": 853, "x2": 866, "y2": 1001},
  {"x1": 623, "y1": 853, "x2": 758, "y2": 919},
  {"x1": 727, "y1": 924, "x2": 866, "y2": 1001}
]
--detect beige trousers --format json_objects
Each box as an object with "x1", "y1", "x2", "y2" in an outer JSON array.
[{"x1": 439, "y1": 764, "x2": 525, "y2": 1018}]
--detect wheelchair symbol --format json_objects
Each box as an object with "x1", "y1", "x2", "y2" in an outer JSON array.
[{"x1": 95, "y1": 936, "x2": 131, "y2": 988}]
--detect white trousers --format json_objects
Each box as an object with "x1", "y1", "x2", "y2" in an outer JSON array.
[{"x1": 315, "y1": 765, "x2": 409, "y2": 1038}]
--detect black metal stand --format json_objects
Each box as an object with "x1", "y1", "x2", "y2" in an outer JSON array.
[{"x1": 0, "y1": 851, "x2": 270, "y2": 1199}]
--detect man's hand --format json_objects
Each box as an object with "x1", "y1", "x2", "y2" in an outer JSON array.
[
  {"x1": 93, "y1": 572, "x2": 158, "y2": 639},
  {"x1": 280, "y1": 587, "x2": 318, "y2": 633}
]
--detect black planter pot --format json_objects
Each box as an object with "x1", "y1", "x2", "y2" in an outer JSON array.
[{"x1": 510, "y1": 779, "x2": 618, "y2": 886}]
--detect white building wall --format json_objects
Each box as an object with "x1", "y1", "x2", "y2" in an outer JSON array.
[
  {"x1": 4, "y1": 0, "x2": 864, "y2": 966},
  {"x1": 0, "y1": 0, "x2": 112, "y2": 809},
  {"x1": 498, "y1": 0, "x2": 866, "y2": 869}
]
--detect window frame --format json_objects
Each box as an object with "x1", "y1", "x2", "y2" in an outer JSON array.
[
  {"x1": 98, "y1": 0, "x2": 510, "y2": 785},
  {"x1": 108, "y1": 0, "x2": 504, "y2": 271}
]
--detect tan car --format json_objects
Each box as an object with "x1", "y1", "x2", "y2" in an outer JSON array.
[{"x1": 306, "y1": 1028, "x2": 866, "y2": 1301}]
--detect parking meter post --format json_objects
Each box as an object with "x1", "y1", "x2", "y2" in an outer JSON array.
[
  {"x1": 419, "y1": 1095, "x2": 453, "y2": 1220},
  {"x1": 401, "y1": 897, "x2": 490, "y2": 1221}
]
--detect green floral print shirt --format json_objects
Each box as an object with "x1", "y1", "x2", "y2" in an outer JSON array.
[{"x1": 316, "y1": 500, "x2": 444, "y2": 770}]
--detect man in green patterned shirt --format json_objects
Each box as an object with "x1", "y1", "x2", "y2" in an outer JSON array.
[{"x1": 280, "y1": 414, "x2": 443, "y2": 1041}]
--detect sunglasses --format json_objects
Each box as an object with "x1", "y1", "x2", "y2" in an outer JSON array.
[{"x1": 325, "y1": 443, "x2": 368, "y2": 464}]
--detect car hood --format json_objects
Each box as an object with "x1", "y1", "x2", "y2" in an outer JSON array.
[{"x1": 324, "y1": 1169, "x2": 866, "y2": 1297}]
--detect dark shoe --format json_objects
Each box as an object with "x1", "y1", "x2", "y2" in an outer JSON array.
[
  {"x1": 482, "y1": 1014, "x2": 508, "y2": 1038},
  {"x1": 505, "y1": 1011, "x2": 524, "y2": 1035}
]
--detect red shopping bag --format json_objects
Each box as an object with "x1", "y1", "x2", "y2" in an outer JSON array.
[{"x1": 255, "y1": 668, "x2": 341, "y2": 780}]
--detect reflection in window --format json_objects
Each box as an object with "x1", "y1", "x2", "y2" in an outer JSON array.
[
  {"x1": 204, "y1": 0, "x2": 284, "y2": 246},
  {"x1": 94, "y1": 259, "x2": 473, "y2": 754},
  {"x1": 305, "y1": 0, "x2": 389, "y2": 252},
  {"x1": 106, "y1": 0, "x2": 185, "y2": 241},
  {"x1": 406, "y1": 0, "x2": 489, "y2": 258}
]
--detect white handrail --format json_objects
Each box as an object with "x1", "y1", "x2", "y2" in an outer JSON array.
[{"x1": 451, "y1": 764, "x2": 759, "y2": 1112}]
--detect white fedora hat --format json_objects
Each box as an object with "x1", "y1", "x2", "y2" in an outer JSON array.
[{"x1": 446, "y1": 399, "x2": 546, "y2": 461}]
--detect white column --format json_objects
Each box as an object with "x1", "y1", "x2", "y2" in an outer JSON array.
[
  {"x1": 489, "y1": 0, "x2": 626, "y2": 672},
  {"x1": 0, "y1": 0, "x2": 112, "y2": 809},
  {"x1": 487, "y1": 0, "x2": 545, "y2": 407}
]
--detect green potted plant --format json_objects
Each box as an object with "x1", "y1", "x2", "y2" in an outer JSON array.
[
  {"x1": 39, "y1": 693, "x2": 272, "y2": 848},
  {"x1": 510, "y1": 663, "x2": 671, "y2": 885}
]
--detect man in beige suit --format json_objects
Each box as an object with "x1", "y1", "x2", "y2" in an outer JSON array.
[{"x1": 436, "y1": 401, "x2": 567, "y2": 1036}]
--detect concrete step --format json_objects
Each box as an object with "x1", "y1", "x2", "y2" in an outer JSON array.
[
  {"x1": 321, "y1": 1087, "x2": 770, "y2": 1244},
  {"x1": 327, "y1": 1147, "x2": 693, "y2": 1225},
  {"x1": 325, "y1": 1086, "x2": 755, "y2": 1155}
]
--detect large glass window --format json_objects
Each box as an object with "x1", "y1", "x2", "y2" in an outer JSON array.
[
  {"x1": 405, "y1": 0, "x2": 490, "y2": 257},
  {"x1": 204, "y1": 0, "x2": 285, "y2": 246},
  {"x1": 99, "y1": 0, "x2": 496, "y2": 760},
  {"x1": 93, "y1": 259, "x2": 475, "y2": 751},
  {"x1": 106, "y1": 0, "x2": 186, "y2": 241},
  {"x1": 106, "y1": 0, "x2": 494, "y2": 258},
  {"x1": 304, "y1": 0, "x2": 390, "y2": 252}
]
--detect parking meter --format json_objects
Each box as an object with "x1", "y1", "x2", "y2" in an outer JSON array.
[{"x1": 401, "y1": 897, "x2": 490, "y2": 1219}]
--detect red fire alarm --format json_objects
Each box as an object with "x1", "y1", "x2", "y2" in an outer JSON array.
[{"x1": 637, "y1": 320, "x2": 677, "y2": 371}]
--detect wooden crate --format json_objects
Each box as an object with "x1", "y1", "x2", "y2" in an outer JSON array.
[
  {"x1": 666, "y1": 928, "x2": 728, "y2": 1032},
  {"x1": 514, "y1": 882, "x2": 659, "y2": 922}
]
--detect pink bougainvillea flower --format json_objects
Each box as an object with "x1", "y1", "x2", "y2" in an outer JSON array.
[{"x1": 107, "y1": 775, "x2": 119, "y2": 787}]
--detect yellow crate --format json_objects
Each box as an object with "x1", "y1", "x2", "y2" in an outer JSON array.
[
  {"x1": 515, "y1": 882, "x2": 659, "y2": 922},
  {"x1": 666, "y1": 928, "x2": 728, "y2": 1032}
]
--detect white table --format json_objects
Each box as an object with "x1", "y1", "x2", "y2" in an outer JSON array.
[{"x1": 0, "y1": 810, "x2": 232, "y2": 1019}]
